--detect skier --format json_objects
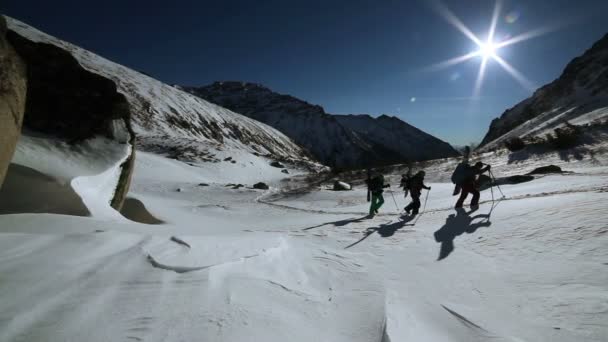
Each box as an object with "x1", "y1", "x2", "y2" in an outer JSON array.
[
  {"x1": 366, "y1": 170, "x2": 390, "y2": 217},
  {"x1": 404, "y1": 171, "x2": 431, "y2": 216},
  {"x1": 400, "y1": 165, "x2": 413, "y2": 199},
  {"x1": 451, "y1": 146, "x2": 471, "y2": 196},
  {"x1": 454, "y1": 162, "x2": 491, "y2": 209}
]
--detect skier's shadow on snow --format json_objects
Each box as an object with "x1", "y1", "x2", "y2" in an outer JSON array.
[
  {"x1": 344, "y1": 216, "x2": 415, "y2": 249},
  {"x1": 301, "y1": 215, "x2": 370, "y2": 231},
  {"x1": 433, "y1": 208, "x2": 492, "y2": 261}
]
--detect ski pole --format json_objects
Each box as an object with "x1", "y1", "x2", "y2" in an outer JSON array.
[
  {"x1": 389, "y1": 189, "x2": 400, "y2": 213},
  {"x1": 412, "y1": 189, "x2": 430, "y2": 225},
  {"x1": 421, "y1": 188, "x2": 430, "y2": 214},
  {"x1": 489, "y1": 170, "x2": 505, "y2": 198},
  {"x1": 489, "y1": 177, "x2": 495, "y2": 203}
]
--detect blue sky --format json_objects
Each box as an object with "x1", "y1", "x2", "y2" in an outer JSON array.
[{"x1": 4, "y1": 0, "x2": 608, "y2": 145}]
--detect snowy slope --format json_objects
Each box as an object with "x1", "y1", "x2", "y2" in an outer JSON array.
[
  {"x1": 6, "y1": 18, "x2": 319, "y2": 175},
  {"x1": 1, "y1": 148, "x2": 607, "y2": 341},
  {"x1": 185, "y1": 81, "x2": 458, "y2": 168},
  {"x1": 479, "y1": 33, "x2": 608, "y2": 151},
  {"x1": 336, "y1": 114, "x2": 458, "y2": 161}
]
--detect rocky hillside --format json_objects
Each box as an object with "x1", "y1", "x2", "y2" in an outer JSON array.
[
  {"x1": 0, "y1": 15, "x2": 26, "y2": 187},
  {"x1": 6, "y1": 18, "x2": 317, "y2": 172},
  {"x1": 478, "y1": 33, "x2": 608, "y2": 151},
  {"x1": 335, "y1": 114, "x2": 458, "y2": 162},
  {"x1": 184, "y1": 82, "x2": 458, "y2": 169}
]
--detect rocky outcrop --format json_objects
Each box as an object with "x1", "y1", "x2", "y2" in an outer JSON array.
[
  {"x1": 479, "y1": 33, "x2": 608, "y2": 150},
  {"x1": 0, "y1": 16, "x2": 26, "y2": 187},
  {"x1": 6, "y1": 28, "x2": 135, "y2": 210}
]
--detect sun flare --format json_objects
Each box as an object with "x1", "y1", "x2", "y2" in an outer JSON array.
[{"x1": 478, "y1": 41, "x2": 497, "y2": 59}]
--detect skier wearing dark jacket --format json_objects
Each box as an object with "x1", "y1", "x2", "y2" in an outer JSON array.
[
  {"x1": 454, "y1": 162, "x2": 491, "y2": 209},
  {"x1": 366, "y1": 171, "x2": 390, "y2": 217},
  {"x1": 404, "y1": 171, "x2": 431, "y2": 216}
]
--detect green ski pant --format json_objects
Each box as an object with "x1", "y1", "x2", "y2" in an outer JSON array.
[{"x1": 369, "y1": 193, "x2": 384, "y2": 215}]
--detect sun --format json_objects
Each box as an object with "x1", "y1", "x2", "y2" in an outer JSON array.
[
  {"x1": 478, "y1": 41, "x2": 497, "y2": 59},
  {"x1": 423, "y1": 0, "x2": 542, "y2": 95}
]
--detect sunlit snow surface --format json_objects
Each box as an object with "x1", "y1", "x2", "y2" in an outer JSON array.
[{"x1": 1, "y1": 148, "x2": 607, "y2": 342}]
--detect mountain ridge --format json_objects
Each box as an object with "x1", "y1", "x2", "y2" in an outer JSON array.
[
  {"x1": 478, "y1": 32, "x2": 608, "y2": 151},
  {"x1": 185, "y1": 81, "x2": 459, "y2": 169}
]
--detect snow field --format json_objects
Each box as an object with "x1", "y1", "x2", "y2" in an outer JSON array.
[{"x1": 1, "y1": 150, "x2": 607, "y2": 341}]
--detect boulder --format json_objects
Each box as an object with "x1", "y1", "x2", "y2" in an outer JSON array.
[
  {"x1": 7, "y1": 30, "x2": 136, "y2": 210},
  {"x1": 0, "y1": 16, "x2": 26, "y2": 187},
  {"x1": 281, "y1": 169, "x2": 289, "y2": 174},
  {"x1": 479, "y1": 174, "x2": 534, "y2": 191},
  {"x1": 253, "y1": 182, "x2": 270, "y2": 190},
  {"x1": 270, "y1": 161, "x2": 285, "y2": 168},
  {"x1": 333, "y1": 181, "x2": 352, "y2": 191},
  {"x1": 527, "y1": 165, "x2": 563, "y2": 175}
]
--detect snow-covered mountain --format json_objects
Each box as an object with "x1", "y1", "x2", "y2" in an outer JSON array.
[
  {"x1": 184, "y1": 82, "x2": 458, "y2": 169},
  {"x1": 335, "y1": 114, "x2": 458, "y2": 162},
  {"x1": 478, "y1": 33, "x2": 608, "y2": 151},
  {"x1": 6, "y1": 18, "x2": 318, "y2": 177}
]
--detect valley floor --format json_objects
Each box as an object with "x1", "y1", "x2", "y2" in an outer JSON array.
[{"x1": 1, "y1": 151, "x2": 607, "y2": 341}]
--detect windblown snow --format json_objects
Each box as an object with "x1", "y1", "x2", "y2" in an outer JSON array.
[{"x1": 2, "y1": 144, "x2": 608, "y2": 341}]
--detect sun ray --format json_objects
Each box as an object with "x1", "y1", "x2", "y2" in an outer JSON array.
[
  {"x1": 427, "y1": 0, "x2": 482, "y2": 46},
  {"x1": 494, "y1": 56, "x2": 537, "y2": 91},
  {"x1": 473, "y1": 57, "x2": 489, "y2": 97},
  {"x1": 488, "y1": 0, "x2": 502, "y2": 43},
  {"x1": 497, "y1": 12, "x2": 591, "y2": 49},
  {"x1": 496, "y1": 25, "x2": 558, "y2": 49},
  {"x1": 422, "y1": 51, "x2": 480, "y2": 72}
]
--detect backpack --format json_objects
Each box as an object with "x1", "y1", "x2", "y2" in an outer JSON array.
[
  {"x1": 451, "y1": 162, "x2": 468, "y2": 184},
  {"x1": 369, "y1": 174, "x2": 384, "y2": 192}
]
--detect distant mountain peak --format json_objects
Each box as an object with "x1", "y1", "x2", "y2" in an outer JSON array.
[{"x1": 185, "y1": 82, "x2": 458, "y2": 168}]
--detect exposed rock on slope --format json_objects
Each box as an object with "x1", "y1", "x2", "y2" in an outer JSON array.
[
  {"x1": 0, "y1": 15, "x2": 26, "y2": 187},
  {"x1": 6, "y1": 28, "x2": 135, "y2": 210},
  {"x1": 185, "y1": 82, "x2": 458, "y2": 169},
  {"x1": 479, "y1": 33, "x2": 608, "y2": 151}
]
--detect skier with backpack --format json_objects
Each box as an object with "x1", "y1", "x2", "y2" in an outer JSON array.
[
  {"x1": 452, "y1": 147, "x2": 471, "y2": 196},
  {"x1": 400, "y1": 166, "x2": 413, "y2": 199},
  {"x1": 404, "y1": 171, "x2": 431, "y2": 216},
  {"x1": 366, "y1": 170, "x2": 390, "y2": 217},
  {"x1": 453, "y1": 161, "x2": 491, "y2": 209}
]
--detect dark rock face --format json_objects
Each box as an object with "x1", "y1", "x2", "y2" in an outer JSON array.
[
  {"x1": 7, "y1": 31, "x2": 131, "y2": 142},
  {"x1": 479, "y1": 174, "x2": 534, "y2": 191},
  {"x1": 6, "y1": 30, "x2": 136, "y2": 210},
  {"x1": 184, "y1": 82, "x2": 458, "y2": 169},
  {"x1": 527, "y1": 165, "x2": 563, "y2": 175},
  {"x1": 270, "y1": 161, "x2": 285, "y2": 168},
  {"x1": 0, "y1": 16, "x2": 26, "y2": 187},
  {"x1": 253, "y1": 182, "x2": 270, "y2": 190},
  {"x1": 479, "y1": 33, "x2": 608, "y2": 149}
]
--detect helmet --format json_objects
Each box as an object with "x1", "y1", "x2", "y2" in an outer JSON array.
[
  {"x1": 418, "y1": 171, "x2": 426, "y2": 177},
  {"x1": 474, "y1": 162, "x2": 483, "y2": 168}
]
